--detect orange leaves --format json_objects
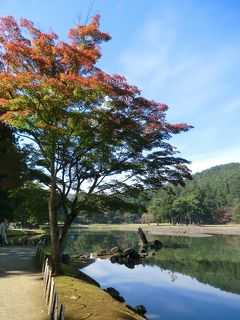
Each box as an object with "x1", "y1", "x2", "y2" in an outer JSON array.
[
  {"x1": 0, "y1": 98, "x2": 9, "y2": 109},
  {"x1": 55, "y1": 41, "x2": 100, "y2": 73},
  {"x1": 0, "y1": 16, "x2": 23, "y2": 42},
  {"x1": 68, "y1": 14, "x2": 111, "y2": 47},
  {"x1": 167, "y1": 123, "x2": 194, "y2": 133},
  {"x1": 0, "y1": 72, "x2": 15, "y2": 88},
  {"x1": 0, "y1": 15, "x2": 110, "y2": 78},
  {"x1": 19, "y1": 17, "x2": 37, "y2": 34},
  {"x1": 0, "y1": 14, "x2": 192, "y2": 147},
  {"x1": 0, "y1": 13, "x2": 193, "y2": 207},
  {"x1": 20, "y1": 17, "x2": 58, "y2": 42},
  {"x1": 30, "y1": 31, "x2": 59, "y2": 69},
  {"x1": 1, "y1": 17, "x2": 60, "y2": 74}
]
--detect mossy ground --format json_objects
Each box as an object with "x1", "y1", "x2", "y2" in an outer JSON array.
[
  {"x1": 7, "y1": 229, "x2": 28, "y2": 236},
  {"x1": 54, "y1": 263, "x2": 144, "y2": 320}
]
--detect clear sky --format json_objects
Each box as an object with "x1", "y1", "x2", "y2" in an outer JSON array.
[{"x1": 1, "y1": 0, "x2": 240, "y2": 173}]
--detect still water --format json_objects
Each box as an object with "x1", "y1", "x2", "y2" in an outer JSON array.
[{"x1": 65, "y1": 230, "x2": 240, "y2": 320}]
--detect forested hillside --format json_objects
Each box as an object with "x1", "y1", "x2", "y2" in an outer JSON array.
[{"x1": 148, "y1": 163, "x2": 240, "y2": 224}]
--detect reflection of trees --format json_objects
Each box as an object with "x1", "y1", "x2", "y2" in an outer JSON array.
[
  {"x1": 149, "y1": 257, "x2": 240, "y2": 294},
  {"x1": 64, "y1": 231, "x2": 140, "y2": 256},
  {"x1": 168, "y1": 271, "x2": 177, "y2": 282},
  {"x1": 65, "y1": 231, "x2": 240, "y2": 295},
  {"x1": 146, "y1": 235, "x2": 240, "y2": 295}
]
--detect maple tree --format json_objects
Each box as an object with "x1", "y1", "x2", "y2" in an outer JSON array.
[{"x1": 0, "y1": 15, "x2": 192, "y2": 274}]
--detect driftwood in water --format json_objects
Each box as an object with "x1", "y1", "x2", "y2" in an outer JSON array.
[
  {"x1": 137, "y1": 228, "x2": 148, "y2": 245},
  {"x1": 137, "y1": 227, "x2": 163, "y2": 250}
]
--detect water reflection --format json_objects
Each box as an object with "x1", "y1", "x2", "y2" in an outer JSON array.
[
  {"x1": 82, "y1": 259, "x2": 240, "y2": 320},
  {"x1": 65, "y1": 231, "x2": 240, "y2": 319}
]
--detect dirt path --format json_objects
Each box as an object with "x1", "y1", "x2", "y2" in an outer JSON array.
[{"x1": 0, "y1": 246, "x2": 46, "y2": 320}]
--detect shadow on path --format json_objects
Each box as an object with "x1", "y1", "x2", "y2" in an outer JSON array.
[
  {"x1": 0, "y1": 246, "x2": 46, "y2": 320},
  {"x1": 0, "y1": 246, "x2": 39, "y2": 277}
]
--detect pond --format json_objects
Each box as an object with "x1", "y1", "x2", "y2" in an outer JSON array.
[{"x1": 65, "y1": 230, "x2": 240, "y2": 320}]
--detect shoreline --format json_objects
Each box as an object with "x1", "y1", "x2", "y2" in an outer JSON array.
[{"x1": 85, "y1": 223, "x2": 240, "y2": 237}]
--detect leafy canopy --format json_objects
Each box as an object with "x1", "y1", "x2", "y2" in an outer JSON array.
[{"x1": 0, "y1": 15, "x2": 192, "y2": 203}]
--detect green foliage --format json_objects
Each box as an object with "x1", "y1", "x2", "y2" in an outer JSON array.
[
  {"x1": 0, "y1": 122, "x2": 28, "y2": 219},
  {"x1": 148, "y1": 163, "x2": 240, "y2": 224},
  {"x1": 9, "y1": 182, "x2": 49, "y2": 224},
  {"x1": 0, "y1": 124, "x2": 25, "y2": 190},
  {"x1": 75, "y1": 191, "x2": 148, "y2": 224},
  {"x1": 0, "y1": 122, "x2": 50, "y2": 223},
  {"x1": 148, "y1": 191, "x2": 174, "y2": 223},
  {"x1": 232, "y1": 199, "x2": 240, "y2": 223}
]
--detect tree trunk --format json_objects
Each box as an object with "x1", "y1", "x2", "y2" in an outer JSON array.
[
  {"x1": 49, "y1": 177, "x2": 63, "y2": 275},
  {"x1": 137, "y1": 227, "x2": 148, "y2": 246},
  {"x1": 59, "y1": 213, "x2": 77, "y2": 256}
]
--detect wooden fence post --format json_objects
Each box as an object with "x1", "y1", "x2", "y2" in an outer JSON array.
[
  {"x1": 36, "y1": 244, "x2": 65, "y2": 319},
  {"x1": 54, "y1": 293, "x2": 59, "y2": 320},
  {"x1": 59, "y1": 304, "x2": 65, "y2": 320},
  {"x1": 43, "y1": 258, "x2": 49, "y2": 285},
  {"x1": 50, "y1": 291, "x2": 59, "y2": 320},
  {"x1": 46, "y1": 270, "x2": 52, "y2": 303},
  {"x1": 48, "y1": 279, "x2": 55, "y2": 314},
  {"x1": 44, "y1": 265, "x2": 50, "y2": 296}
]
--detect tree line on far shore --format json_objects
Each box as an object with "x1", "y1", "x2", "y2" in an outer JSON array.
[
  {"x1": 147, "y1": 163, "x2": 240, "y2": 225},
  {"x1": 78, "y1": 162, "x2": 240, "y2": 225}
]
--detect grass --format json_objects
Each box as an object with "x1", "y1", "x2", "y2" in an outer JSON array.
[
  {"x1": 55, "y1": 268, "x2": 145, "y2": 320},
  {"x1": 54, "y1": 262, "x2": 145, "y2": 320},
  {"x1": 40, "y1": 247, "x2": 144, "y2": 319},
  {"x1": 83, "y1": 222, "x2": 240, "y2": 231},
  {"x1": 7, "y1": 229, "x2": 28, "y2": 237},
  {"x1": 7, "y1": 228, "x2": 45, "y2": 237},
  {"x1": 86, "y1": 222, "x2": 240, "y2": 228},
  {"x1": 83, "y1": 223, "x2": 171, "y2": 229}
]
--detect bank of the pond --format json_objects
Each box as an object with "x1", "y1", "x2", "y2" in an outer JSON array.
[
  {"x1": 7, "y1": 228, "x2": 45, "y2": 237},
  {"x1": 85, "y1": 223, "x2": 240, "y2": 236},
  {"x1": 55, "y1": 263, "x2": 145, "y2": 320}
]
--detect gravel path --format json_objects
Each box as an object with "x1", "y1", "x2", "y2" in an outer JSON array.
[{"x1": 0, "y1": 246, "x2": 46, "y2": 320}]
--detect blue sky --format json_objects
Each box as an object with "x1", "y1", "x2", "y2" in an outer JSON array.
[{"x1": 1, "y1": 0, "x2": 240, "y2": 173}]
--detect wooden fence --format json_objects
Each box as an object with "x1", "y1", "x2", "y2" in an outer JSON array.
[{"x1": 36, "y1": 240, "x2": 65, "y2": 320}]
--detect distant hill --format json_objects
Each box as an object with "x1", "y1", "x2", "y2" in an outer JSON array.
[
  {"x1": 148, "y1": 163, "x2": 240, "y2": 224},
  {"x1": 194, "y1": 162, "x2": 240, "y2": 187},
  {"x1": 190, "y1": 162, "x2": 240, "y2": 207}
]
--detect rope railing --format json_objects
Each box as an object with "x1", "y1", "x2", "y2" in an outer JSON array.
[{"x1": 36, "y1": 240, "x2": 65, "y2": 320}]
